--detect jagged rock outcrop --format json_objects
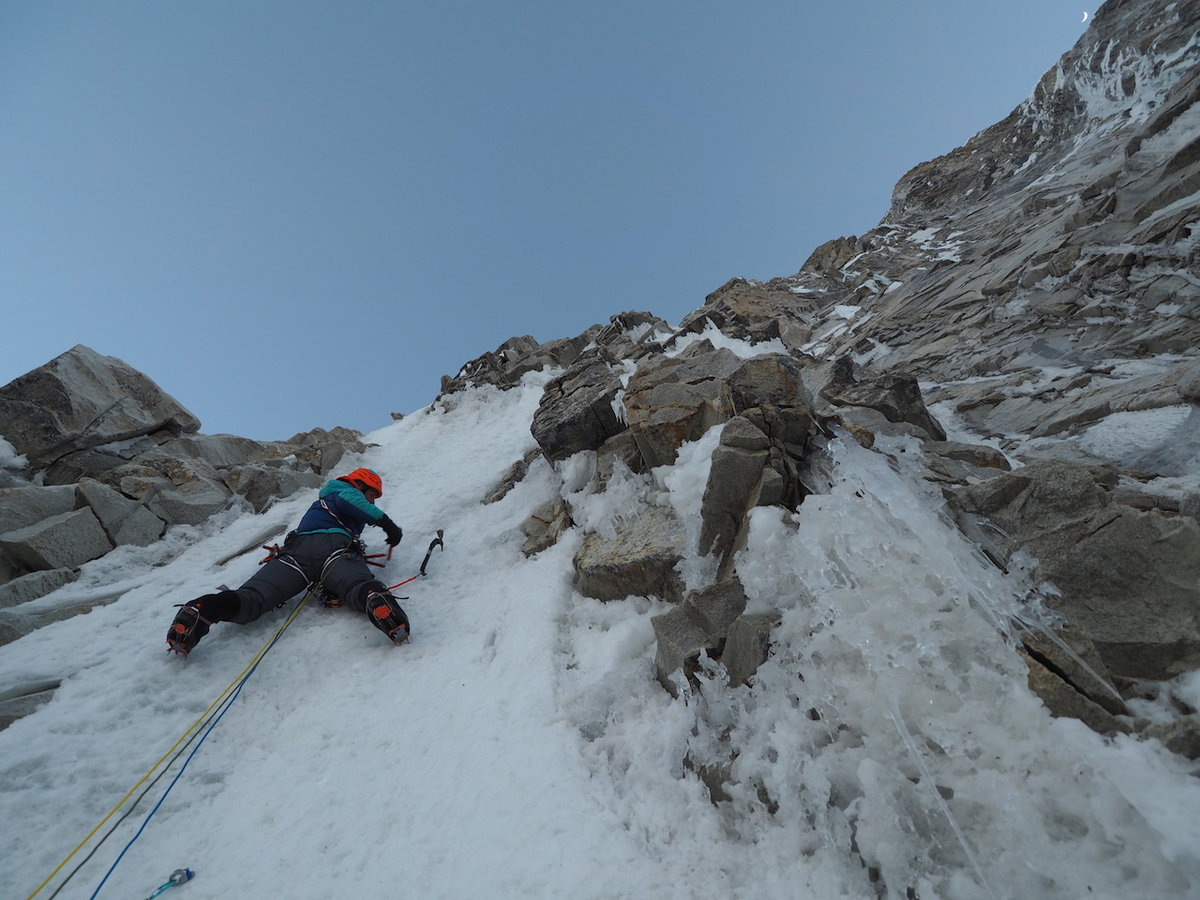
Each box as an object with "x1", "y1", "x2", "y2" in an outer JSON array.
[
  {"x1": 817, "y1": 357, "x2": 946, "y2": 441},
  {"x1": 439, "y1": 311, "x2": 670, "y2": 398},
  {"x1": 622, "y1": 342, "x2": 744, "y2": 469},
  {"x1": 440, "y1": 333, "x2": 594, "y2": 396},
  {"x1": 0, "y1": 345, "x2": 201, "y2": 471},
  {"x1": 676, "y1": 278, "x2": 818, "y2": 351},
  {"x1": 651, "y1": 576, "x2": 750, "y2": 693},
  {"x1": 482, "y1": 448, "x2": 543, "y2": 505},
  {"x1": 683, "y1": 3, "x2": 1199, "y2": 472},
  {"x1": 0, "y1": 346, "x2": 370, "y2": 619},
  {"x1": 530, "y1": 351, "x2": 626, "y2": 462}
]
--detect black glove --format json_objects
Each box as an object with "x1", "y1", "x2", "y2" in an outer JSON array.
[{"x1": 380, "y1": 515, "x2": 403, "y2": 547}]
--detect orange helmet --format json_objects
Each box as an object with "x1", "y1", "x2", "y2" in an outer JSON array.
[{"x1": 341, "y1": 467, "x2": 383, "y2": 497}]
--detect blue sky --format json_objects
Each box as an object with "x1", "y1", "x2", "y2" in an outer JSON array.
[{"x1": 1, "y1": 2, "x2": 1089, "y2": 440}]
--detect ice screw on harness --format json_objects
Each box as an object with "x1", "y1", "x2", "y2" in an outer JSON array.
[{"x1": 145, "y1": 868, "x2": 194, "y2": 899}]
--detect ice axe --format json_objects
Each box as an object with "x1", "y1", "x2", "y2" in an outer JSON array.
[
  {"x1": 419, "y1": 529, "x2": 444, "y2": 576},
  {"x1": 383, "y1": 530, "x2": 445, "y2": 592}
]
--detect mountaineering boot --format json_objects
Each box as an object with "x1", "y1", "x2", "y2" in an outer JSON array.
[
  {"x1": 367, "y1": 591, "x2": 410, "y2": 644},
  {"x1": 167, "y1": 590, "x2": 241, "y2": 655}
]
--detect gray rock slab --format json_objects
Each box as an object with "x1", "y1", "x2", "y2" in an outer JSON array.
[
  {"x1": 0, "y1": 507, "x2": 113, "y2": 570},
  {"x1": 75, "y1": 478, "x2": 165, "y2": 546},
  {"x1": 0, "y1": 484, "x2": 77, "y2": 532},
  {"x1": 573, "y1": 505, "x2": 685, "y2": 603},
  {"x1": 0, "y1": 567, "x2": 80, "y2": 608},
  {"x1": 0, "y1": 344, "x2": 200, "y2": 467}
]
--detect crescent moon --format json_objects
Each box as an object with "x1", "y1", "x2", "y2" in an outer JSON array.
[{"x1": 1082, "y1": 11, "x2": 1090, "y2": 21}]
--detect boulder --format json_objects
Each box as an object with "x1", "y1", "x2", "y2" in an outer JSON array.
[
  {"x1": 595, "y1": 430, "x2": 648, "y2": 487},
  {"x1": 622, "y1": 342, "x2": 743, "y2": 469},
  {"x1": 687, "y1": 577, "x2": 750, "y2": 634},
  {"x1": 573, "y1": 505, "x2": 685, "y2": 602},
  {"x1": 923, "y1": 441, "x2": 1011, "y2": 472},
  {"x1": 1018, "y1": 624, "x2": 1129, "y2": 718},
  {"x1": 42, "y1": 446, "x2": 132, "y2": 485},
  {"x1": 164, "y1": 433, "x2": 276, "y2": 469},
  {"x1": 520, "y1": 497, "x2": 574, "y2": 557},
  {"x1": 921, "y1": 441, "x2": 1013, "y2": 487},
  {"x1": 698, "y1": 418, "x2": 770, "y2": 564},
  {"x1": 279, "y1": 426, "x2": 368, "y2": 475},
  {"x1": 739, "y1": 405, "x2": 814, "y2": 509},
  {"x1": 819, "y1": 357, "x2": 946, "y2": 441},
  {"x1": 220, "y1": 466, "x2": 324, "y2": 514},
  {"x1": 652, "y1": 604, "x2": 711, "y2": 694},
  {"x1": 0, "y1": 508, "x2": 113, "y2": 570},
  {"x1": 650, "y1": 577, "x2": 751, "y2": 691},
  {"x1": 483, "y1": 449, "x2": 542, "y2": 505},
  {"x1": 0, "y1": 485, "x2": 77, "y2": 531},
  {"x1": 723, "y1": 612, "x2": 778, "y2": 686},
  {"x1": 530, "y1": 352, "x2": 626, "y2": 462},
  {"x1": 1020, "y1": 648, "x2": 1131, "y2": 736},
  {"x1": 112, "y1": 454, "x2": 234, "y2": 527},
  {"x1": 75, "y1": 478, "x2": 166, "y2": 546},
  {"x1": 0, "y1": 567, "x2": 80, "y2": 608},
  {"x1": 677, "y1": 278, "x2": 819, "y2": 351},
  {"x1": 950, "y1": 459, "x2": 1200, "y2": 680},
  {"x1": 0, "y1": 344, "x2": 200, "y2": 469},
  {"x1": 725, "y1": 353, "x2": 813, "y2": 412}
]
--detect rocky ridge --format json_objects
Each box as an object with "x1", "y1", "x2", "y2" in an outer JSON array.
[{"x1": 447, "y1": 0, "x2": 1200, "y2": 757}]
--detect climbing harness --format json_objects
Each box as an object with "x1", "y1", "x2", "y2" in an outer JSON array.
[
  {"x1": 145, "y1": 868, "x2": 194, "y2": 899},
  {"x1": 305, "y1": 530, "x2": 446, "y2": 602},
  {"x1": 259, "y1": 533, "x2": 387, "y2": 610},
  {"x1": 26, "y1": 599, "x2": 309, "y2": 900}
]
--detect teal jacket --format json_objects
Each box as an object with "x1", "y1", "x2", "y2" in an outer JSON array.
[{"x1": 295, "y1": 479, "x2": 386, "y2": 537}]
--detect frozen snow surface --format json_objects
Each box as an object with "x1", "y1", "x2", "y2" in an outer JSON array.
[{"x1": 3, "y1": 371, "x2": 1199, "y2": 900}]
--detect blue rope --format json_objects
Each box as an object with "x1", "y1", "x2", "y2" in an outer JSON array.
[{"x1": 88, "y1": 622, "x2": 291, "y2": 899}]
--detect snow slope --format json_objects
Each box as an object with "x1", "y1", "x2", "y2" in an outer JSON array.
[{"x1": 3, "y1": 363, "x2": 1200, "y2": 900}]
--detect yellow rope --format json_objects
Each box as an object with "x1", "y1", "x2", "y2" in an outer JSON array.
[{"x1": 25, "y1": 598, "x2": 309, "y2": 900}]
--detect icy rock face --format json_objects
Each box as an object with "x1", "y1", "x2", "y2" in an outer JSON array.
[
  {"x1": 449, "y1": 0, "x2": 1200, "y2": 765},
  {"x1": 952, "y1": 459, "x2": 1200, "y2": 680},
  {"x1": 687, "y1": 0, "x2": 1200, "y2": 425}
]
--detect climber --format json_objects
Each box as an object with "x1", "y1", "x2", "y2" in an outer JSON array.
[{"x1": 166, "y1": 467, "x2": 408, "y2": 655}]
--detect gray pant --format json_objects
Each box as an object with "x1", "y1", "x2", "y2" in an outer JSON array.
[{"x1": 230, "y1": 531, "x2": 383, "y2": 624}]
